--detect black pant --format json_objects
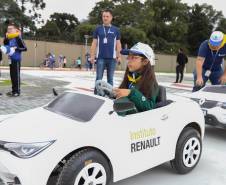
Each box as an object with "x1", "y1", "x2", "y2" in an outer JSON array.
[
  {"x1": 10, "y1": 61, "x2": 21, "y2": 94},
  {"x1": 176, "y1": 64, "x2": 185, "y2": 83}
]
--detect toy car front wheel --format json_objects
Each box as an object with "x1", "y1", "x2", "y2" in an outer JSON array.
[
  {"x1": 171, "y1": 127, "x2": 202, "y2": 174},
  {"x1": 56, "y1": 149, "x2": 112, "y2": 185}
]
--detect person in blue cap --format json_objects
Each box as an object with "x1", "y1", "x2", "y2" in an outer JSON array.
[
  {"x1": 193, "y1": 31, "x2": 226, "y2": 92},
  {"x1": 113, "y1": 42, "x2": 159, "y2": 113}
]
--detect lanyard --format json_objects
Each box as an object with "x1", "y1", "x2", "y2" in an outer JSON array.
[
  {"x1": 128, "y1": 73, "x2": 141, "y2": 89},
  {"x1": 103, "y1": 25, "x2": 111, "y2": 38},
  {"x1": 128, "y1": 82, "x2": 134, "y2": 89},
  {"x1": 209, "y1": 50, "x2": 219, "y2": 71}
]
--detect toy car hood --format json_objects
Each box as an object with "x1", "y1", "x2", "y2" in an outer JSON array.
[
  {"x1": 176, "y1": 85, "x2": 226, "y2": 102},
  {"x1": 0, "y1": 92, "x2": 110, "y2": 142}
]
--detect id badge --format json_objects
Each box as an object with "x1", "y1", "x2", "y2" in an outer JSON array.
[
  {"x1": 205, "y1": 70, "x2": 211, "y2": 77},
  {"x1": 103, "y1": 37, "x2": 108, "y2": 44}
]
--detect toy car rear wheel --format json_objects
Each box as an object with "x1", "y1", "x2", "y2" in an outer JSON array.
[
  {"x1": 171, "y1": 127, "x2": 202, "y2": 174},
  {"x1": 56, "y1": 149, "x2": 112, "y2": 185}
]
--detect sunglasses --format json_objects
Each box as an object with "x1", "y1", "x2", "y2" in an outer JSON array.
[{"x1": 127, "y1": 54, "x2": 146, "y2": 60}]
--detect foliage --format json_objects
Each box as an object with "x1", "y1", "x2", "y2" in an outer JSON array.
[
  {"x1": 14, "y1": 0, "x2": 46, "y2": 25},
  {"x1": 37, "y1": 13, "x2": 79, "y2": 42},
  {"x1": 187, "y1": 3, "x2": 223, "y2": 55},
  {"x1": 4, "y1": 0, "x2": 226, "y2": 55},
  {"x1": 0, "y1": 0, "x2": 35, "y2": 36}
]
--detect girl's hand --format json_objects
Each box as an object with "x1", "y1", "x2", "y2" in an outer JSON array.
[{"x1": 113, "y1": 88, "x2": 131, "y2": 99}]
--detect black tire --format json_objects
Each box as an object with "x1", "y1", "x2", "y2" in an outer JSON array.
[
  {"x1": 56, "y1": 149, "x2": 112, "y2": 185},
  {"x1": 171, "y1": 127, "x2": 202, "y2": 174}
]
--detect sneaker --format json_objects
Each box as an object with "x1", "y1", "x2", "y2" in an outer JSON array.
[
  {"x1": 6, "y1": 91, "x2": 13, "y2": 96},
  {"x1": 0, "y1": 93, "x2": 2, "y2": 96},
  {"x1": 6, "y1": 92, "x2": 20, "y2": 97},
  {"x1": 11, "y1": 93, "x2": 20, "y2": 97}
]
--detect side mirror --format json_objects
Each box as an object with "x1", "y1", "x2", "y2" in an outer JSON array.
[{"x1": 113, "y1": 100, "x2": 137, "y2": 114}]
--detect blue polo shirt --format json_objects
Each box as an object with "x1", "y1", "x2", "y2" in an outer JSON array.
[
  {"x1": 198, "y1": 40, "x2": 226, "y2": 71},
  {"x1": 93, "y1": 25, "x2": 120, "y2": 59}
]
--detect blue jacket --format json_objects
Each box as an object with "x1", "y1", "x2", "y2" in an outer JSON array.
[{"x1": 4, "y1": 36, "x2": 27, "y2": 62}]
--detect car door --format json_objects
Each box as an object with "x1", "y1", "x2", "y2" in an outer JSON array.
[{"x1": 109, "y1": 103, "x2": 175, "y2": 181}]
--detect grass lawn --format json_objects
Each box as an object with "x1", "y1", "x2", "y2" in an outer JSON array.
[
  {"x1": 0, "y1": 80, "x2": 11, "y2": 86},
  {"x1": 0, "y1": 79, "x2": 26, "y2": 86}
]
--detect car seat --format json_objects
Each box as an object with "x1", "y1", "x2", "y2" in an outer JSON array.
[
  {"x1": 156, "y1": 86, "x2": 167, "y2": 103},
  {"x1": 155, "y1": 86, "x2": 172, "y2": 108}
]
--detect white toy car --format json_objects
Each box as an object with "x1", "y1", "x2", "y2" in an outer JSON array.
[
  {"x1": 178, "y1": 85, "x2": 226, "y2": 129},
  {"x1": 0, "y1": 87, "x2": 204, "y2": 185}
]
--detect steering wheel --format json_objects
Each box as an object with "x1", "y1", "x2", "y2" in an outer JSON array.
[{"x1": 95, "y1": 80, "x2": 116, "y2": 99}]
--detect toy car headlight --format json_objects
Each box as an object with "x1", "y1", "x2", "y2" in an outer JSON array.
[
  {"x1": 217, "y1": 102, "x2": 226, "y2": 109},
  {"x1": 222, "y1": 102, "x2": 226, "y2": 109},
  {"x1": 1, "y1": 141, "x2": 55, "y2": 158}
]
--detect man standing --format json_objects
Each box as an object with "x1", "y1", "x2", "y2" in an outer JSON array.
[
  {"x1": 90, "y1": 9, "x2": 122, "y2": 93},
  {"x1": 193, "y1": 31, "x2": 226, "y2": 92},
  {"x1": 3, "y1": 23, "x2": 27, "y2": 97},
  {"x1": 175, "y1": 48, "x2": 188, "y2": 83}
]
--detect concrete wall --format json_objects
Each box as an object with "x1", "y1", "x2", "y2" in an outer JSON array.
[
  {"x1": 0, "y1": 38, "x2": 197, "y2": 72},
  {"x1": 0, "y1": 38, "x2": 85, "y2": 67},
  {"x1": 154, "y1": 54, "x2": 196, "y2": 73}
]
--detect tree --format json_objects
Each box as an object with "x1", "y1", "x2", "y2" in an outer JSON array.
[
  {"x1": 50, "y1": 13, "x2": 79, "y2": 41},
  {"x1": 88, "y1": 0, "x2": 144, "y2": 27},
  {"x1": 143, "y1": 0, "x2": 189, "y2": 52},
  {"x1": 187, "y1": 3, "x2": 223, "y2": 55},
  {"x1": 14, "y1": 0, "x2": 46, "y2": 31},
  {"x1": 111, "y1": 0, "x2": 144, "y2": 27},
  {"x1": 88, "y1": 0, "x2": 115, "y2": 25},
  {"x1": 36, "y1": 20, "x2": 60, "y2": 41},
  {"x1": 74, "y1": 23, "x2": 96, "y2": 43},
  {"x1": 37, "y1": 13, "x2": 80, "y2": 42},
  {"x1": 120, "y1": 26, "x2": 149, "y2": 48},
  {"x1": 216, "y1": 18, "x2": 226, "y2": 32},
  {"x1": 0, "y1": 0, "x2": 35, "y2": 36},
  {"x1": 50, "y1": 13, "x2": 79, "y2": 33}
]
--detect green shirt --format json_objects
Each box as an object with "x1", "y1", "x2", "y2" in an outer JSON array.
[
  {"x1": 128, "y1": 87, "x2": 159, "y2": 112},
  {"x1": 115, "y1": 85, "x2": 159, "y2": 116}
]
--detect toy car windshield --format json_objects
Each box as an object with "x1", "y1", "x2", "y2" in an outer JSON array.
[
  {"x1": 45, "y1": 92, "x2": 105, "y2": 122},
  {"x1": 202, "y1": 86, "x2": 226, "y2": 94}
]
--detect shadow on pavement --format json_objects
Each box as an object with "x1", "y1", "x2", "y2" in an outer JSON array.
[{"x1": 204, "y1": 125, "x2": 226, "y2": 141}]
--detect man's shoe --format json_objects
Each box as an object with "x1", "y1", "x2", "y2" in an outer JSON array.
[
  {"x1": 0, "y1": 93, "x2": 2, "y2": 96},
  {"x1": 11, "y1": 93, "x2": 20, "y2": 97},
  {"x1": 6, "y1": 92, "x2": 20, "y2": 97},
  {"x1": 6, "y1": 91, "x2": 13, "y2": 96}
]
